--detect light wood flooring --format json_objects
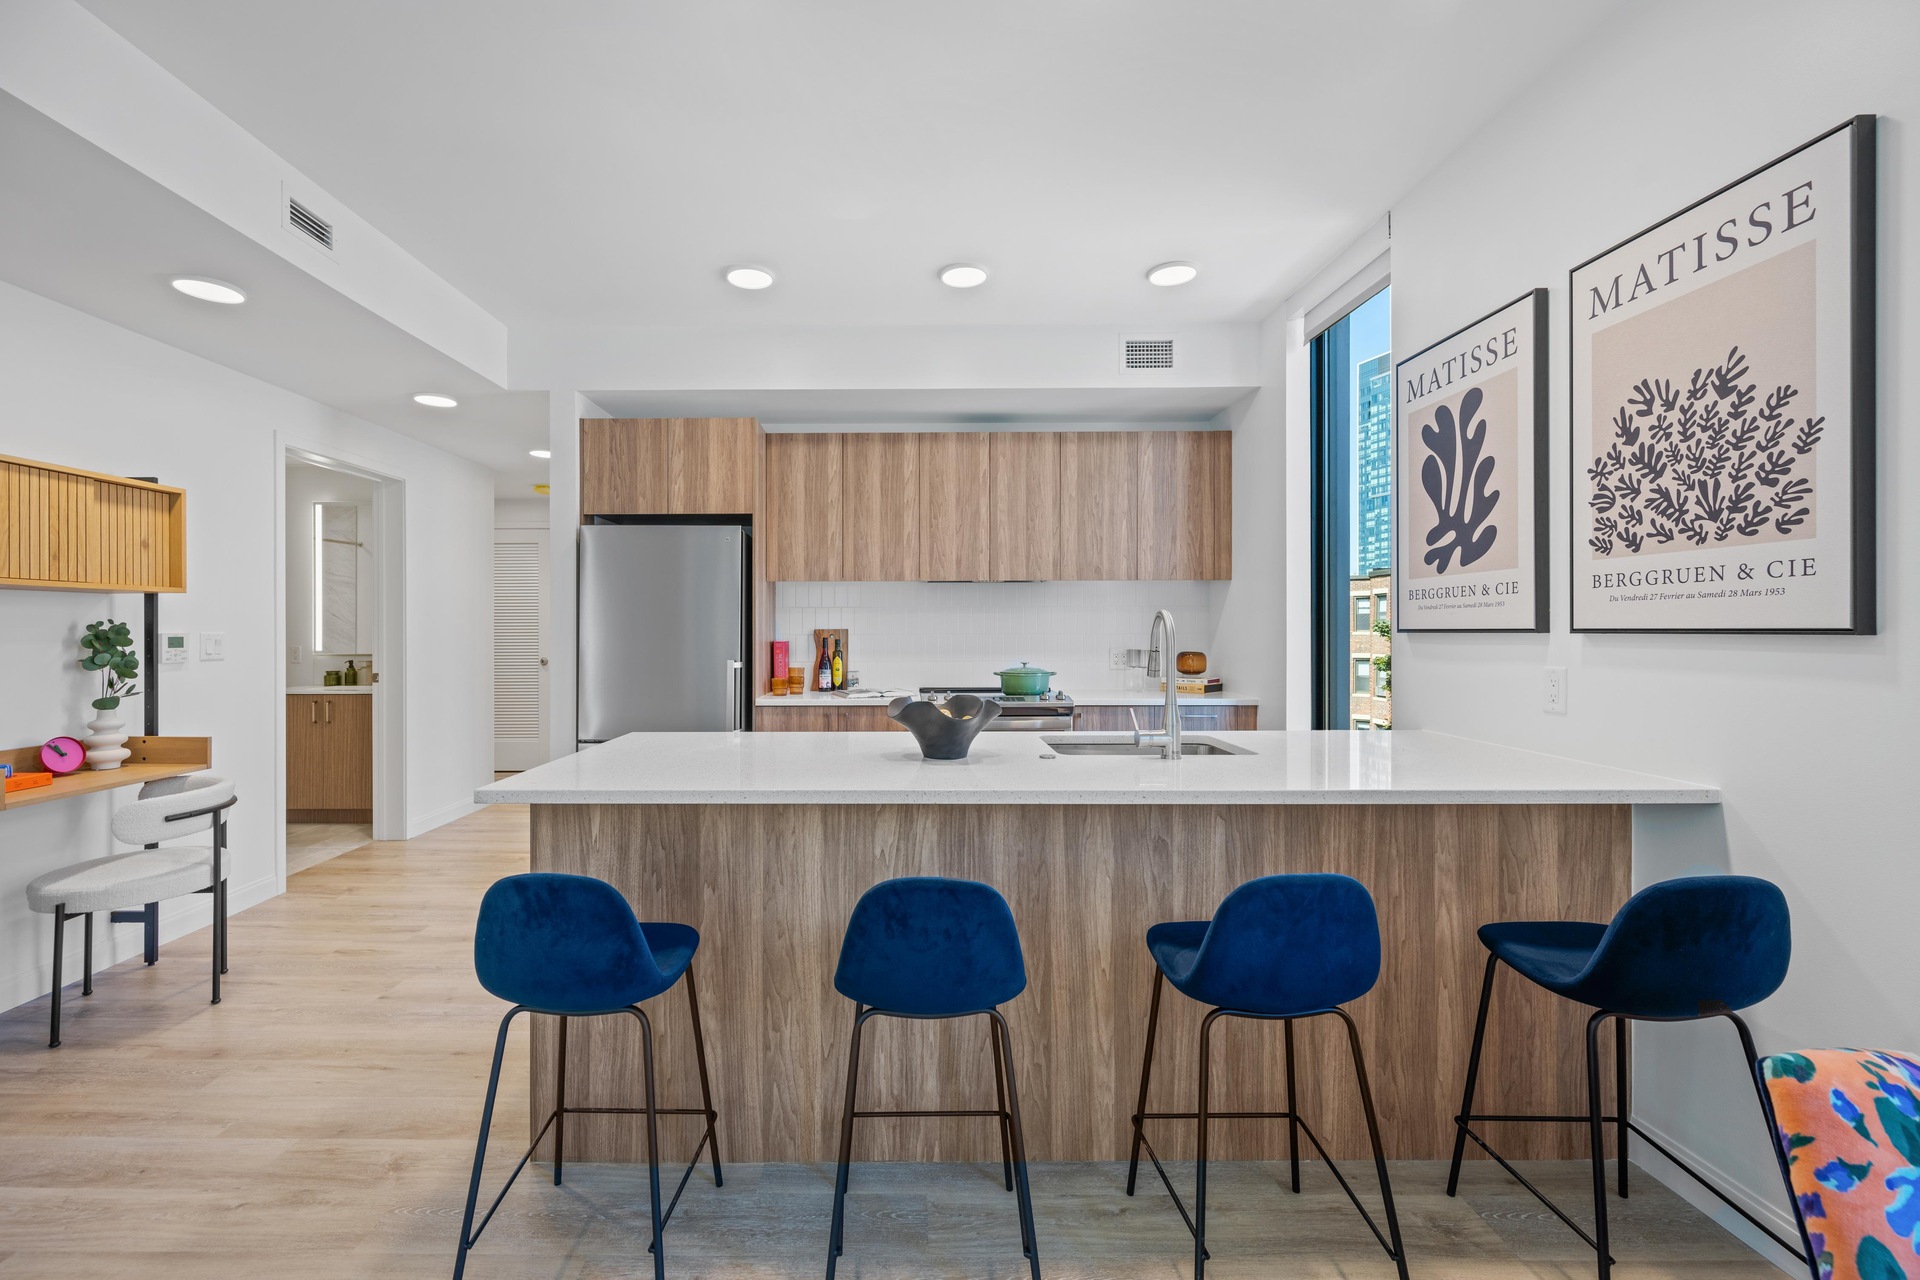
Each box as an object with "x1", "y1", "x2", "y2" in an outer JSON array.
[
  {"x1": 285, "y1": 821, "x2": 374, "y2": 875},
  {"x1": 0, "y1": 804, "x2": 1778, "y2": 1279}
]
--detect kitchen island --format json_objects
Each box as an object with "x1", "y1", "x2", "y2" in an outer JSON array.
[{"x1": 477, "y1": 730, "x2": 1717, "y2": 1166}]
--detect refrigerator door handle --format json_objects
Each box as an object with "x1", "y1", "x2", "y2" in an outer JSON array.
[{"x1": 725, "y1": 659, "x2": 746, "y2": 732}]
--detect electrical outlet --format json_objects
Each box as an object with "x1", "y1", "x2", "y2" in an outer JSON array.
[
  {"x1": 1110, "y1": 647, "x2": 1129, "y2": 670},
  {"x1": 201, "y1": 631, "x2": 226, "y2": 661},
  {"x1": 1543, "y1": 666, "x2": 1567, "y2": 715},
  {"x1": 288, "y1": 642, "x2": 303, "y2": 665}
]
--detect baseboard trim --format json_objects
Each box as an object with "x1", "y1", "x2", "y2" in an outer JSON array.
[
  {"x1": 406, "y1": 797, "x2": 481, "y2": 840},
  {"x1": 288, "y1": 808, "x2": 371, "y2": 823},
  {"x1": 1629, "y1": 1115, "x2": 1804, "y2": 1277}
]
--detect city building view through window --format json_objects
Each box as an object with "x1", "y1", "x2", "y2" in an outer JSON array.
[{"x1": 1348, "y1": 290, "x2": 1392, "y2": 728}]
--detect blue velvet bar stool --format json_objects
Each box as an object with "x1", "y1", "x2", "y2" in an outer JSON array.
[
  {"x1": 453, "y1": 873, "x2": 723, "y2": 1280},
  {"x1": 826, "y1": 876, "x2": 1040, "y2": 1280},
  {"x1": 1125, "y1": 873, "x2": 1409, "y2": 1280},
  {"x1": 1444, "y1": 875, "x2": 1799, "y2": 1280}
]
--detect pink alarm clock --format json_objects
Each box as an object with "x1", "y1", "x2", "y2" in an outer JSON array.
[{"x1": 41, "y1": 737, "x2": 86, "y2": 774}]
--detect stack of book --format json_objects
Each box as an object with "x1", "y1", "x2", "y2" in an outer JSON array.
[{"x1": 1162, "y1": 677, "x2": 1225, "y2": 695}]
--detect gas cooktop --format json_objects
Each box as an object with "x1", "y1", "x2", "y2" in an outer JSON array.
[{"x1": 919, "y1": 685, "x2": 1073, "y2": 706}]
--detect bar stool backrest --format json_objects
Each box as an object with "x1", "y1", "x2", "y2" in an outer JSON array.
[
  {"x1": 834, "y1": 876, "x2": 1027, "y2": 1016},
  {"x1": 110, "y1": 774, "x2": 234, "y2": 845},
  {"x1": 1580, "y1": 875, "x2": 1790, "y2": 1018},
  {"x1": 473, "y1": 872, "x2": 672, "y2": 1013},
  {"x1": 1185, "y1": 873, "x2": 1381, "y2": 1014}
]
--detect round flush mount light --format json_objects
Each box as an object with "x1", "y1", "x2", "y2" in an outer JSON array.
[
  {"x1": 724, "y1": 265, "x2": 775, "y2": 290},
  {"x1": 529, "y1": 449, "x2": 552, "y2": 459},
  {"x1": 938, "y1": 263, "x2": 988, "y2": 289},
  {"x1": 170, "y1": 276, "x2": 246, "y2": 304},
  {"x1": 413, "y1": 393, "x2": 458, "y2": 408},
  {"x1": 1146, "y1": 261, "x2": 1199, "y2": 287}
]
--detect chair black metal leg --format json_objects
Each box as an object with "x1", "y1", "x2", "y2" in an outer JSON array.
[
  {"x1": 1447, "y1": 952, "x2": 1499, "y2": 1196},
  {"x1": 553, "y1": 1015, "x2": 569, "y2": 1185},
  {"x1": 1125, "y1": 968, "x2": 1165, "y2": 1196},
  {"x1": 826, "y1": 1007, "x2": 869, "y2": 1278},
  {"x1": 1586, "y1": 1010, "x2": 1614, "y2": 1280},
  {"x1": 1284, "y1": 1017, "x2": 1300, "y2": 1193},
  {"x1": 1615, "y1": 1014, "x2": 1629, "y2": 1198},
  {"x1": 49, "y1": 907, "x2": 66, "y2": 1049},
  {"x1": 144, "y1": 901, "x2": 159, "y2": 964},
  {"x1": 621, "y1": 1007, "x2": 665, "y2": 1280},
  {"x1": 990, "y1": 1014, "x2": 1015, "y2": 1192},
  {"x1": 82, "y1": 912, "x2": 94, "y2": 996},
  {"x1": 1731, "y1": 1013, "x2": 1821, "y2": 1279},
  {"x1": 453, "y1": 1006, "x2": 523, "y2": 1280},
  {"x1": 219, "y1": 878, "x2": 229, "y2": 975},
  {"x1": 1335, "y1": 1008, "x2": 1410, "y2": 1280},
  {"x1": 684, "y1": 963, "x2": 724, "y2": 1187},
  {"x1": 989, "y1": 1009, "x2": 1041, "y2": 1277},
  {"x1": 1194, "y1": 1008, "x2": 1225, "y2": 1280}
]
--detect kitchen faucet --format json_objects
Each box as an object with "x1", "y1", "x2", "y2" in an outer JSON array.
[{"x1": 1136, "y1": 609, "x2": 1182, "y2": 760}]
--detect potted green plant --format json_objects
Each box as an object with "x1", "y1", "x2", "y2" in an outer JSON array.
[{"x1": 78, "y1": 618, "x2": 139, "y2": 769}]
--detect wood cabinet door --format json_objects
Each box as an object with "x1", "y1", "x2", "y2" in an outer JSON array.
[
  {"x1": 841, "y1": 705, "x2": 909, "y2": 732},
  {"x1": 1058, "y1": 432, "x2": 1137, "y2": 579},
  {"x1": 987, "y1": 433, "x2": 1060, "y2": 581},
  {"x1": 916, "y1": 433, "x2": 989, "y2": 581},
  {"x1": 579, "y1": 418, "x2": 666, "y2": 514},
  {"x1": 754, "y1": 705, "x2": 846, "y2": 731},
  {"x1": 1138, "y1": 431, "x2": 1232, "y2": 580},
  {"x1": 286, "y1": 696, "x2": 326, "y2": 809},
  {"x1": 579, "y1": 418, "x2": 760, "y2": 515},
  {"x1": 1071, "y1": 705, "x2": 1142, "y2": 732},
  {"x1": 841, "y1": 434, "x2": 919, "y2": 581},
  {"x1": 767, "y1": 434, "x2": 843, "y2": 580},
  {"x1": 323, "y1": 696, "x2": 374, "y2": 808}
]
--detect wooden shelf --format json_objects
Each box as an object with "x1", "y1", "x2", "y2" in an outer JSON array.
[
  {"x1": 0, "y1": 737, "x2": 211, "y2": 811},
  {"x1": 0, "y1": 453, "x2": 187, "y2": 593}
]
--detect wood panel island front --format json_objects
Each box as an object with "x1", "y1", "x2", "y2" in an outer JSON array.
[{"x1": 476, "y1": 730, "x2": 1718, "y2": 1167}]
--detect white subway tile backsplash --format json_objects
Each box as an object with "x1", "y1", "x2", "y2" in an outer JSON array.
[{"x1": 771, "y1": 581, "x2": 1228, "y2": 693}]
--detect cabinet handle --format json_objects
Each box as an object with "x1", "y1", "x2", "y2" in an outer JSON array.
[
  {"x1": 324, "y1": 699, "x2": 333, "y2": 724},
  {"x1": 310, "y1": 700, "x2": 318, "y2": 724}
]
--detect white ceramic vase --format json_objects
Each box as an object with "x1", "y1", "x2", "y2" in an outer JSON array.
[{"x1": 84, "y1": 709, "x2": 131, "y2": 770}]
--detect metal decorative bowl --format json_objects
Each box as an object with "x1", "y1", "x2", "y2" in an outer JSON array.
[{"x1": 888, "y1": 694, "x2": 1001, "y2": 760}]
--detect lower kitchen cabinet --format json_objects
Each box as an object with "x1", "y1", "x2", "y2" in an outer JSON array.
[
  {"x1": 1072, "y1": 704, "x2": 1257, "y2": 732},
  {"x1": 287, "y1": 694, "x2": 373, "y2": 821},
  {"x1": 755, "y1": 704, "x2": 906, "y2": 731}
]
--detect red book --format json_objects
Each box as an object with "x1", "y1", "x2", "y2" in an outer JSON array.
[{"x1": 771, "y1": 641, "x2": 789, "y2": 683}]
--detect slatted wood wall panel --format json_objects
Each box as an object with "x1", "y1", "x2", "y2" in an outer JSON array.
[{"x1": 0, "y1": 454, "x2": 185, "y2": 592}]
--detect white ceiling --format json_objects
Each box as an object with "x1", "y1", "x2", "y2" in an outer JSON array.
[{"x1": 75, "y1": 0, "x2": 1622, "y2": 332}]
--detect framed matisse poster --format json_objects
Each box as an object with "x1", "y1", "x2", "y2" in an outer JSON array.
[
  {"x1": 1393, "y1": 289, "x2": 1549, "y2": 632},
  {"x1": 1571, "y1": 115, "x2": 1877, "y2": 634}
]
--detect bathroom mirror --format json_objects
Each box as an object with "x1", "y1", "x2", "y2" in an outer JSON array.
[{"x1": 315, "y1": 502, "x2": 361, "y2": 653}]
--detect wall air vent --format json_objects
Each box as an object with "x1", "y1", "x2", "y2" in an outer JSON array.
[
  {"x1": 286, "y1": 196, "x2": 334, "y2": 251},
  {"x1": 1122, "y1": 336, "x2": 1174, "y2": 370}
]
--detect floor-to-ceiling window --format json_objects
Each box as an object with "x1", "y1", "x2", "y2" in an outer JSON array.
[{"x1": 1311, "y1": 285, "x2": 1392, "y2": 729}]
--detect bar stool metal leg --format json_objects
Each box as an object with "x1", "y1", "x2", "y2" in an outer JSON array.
[
  {"x1": 453, "y1": 1005, "x2": 524, "y2": 1280},
  {"x1": 1615, "y1": 1016, "x2": 1630, "y2": 1198},
  {"x1": 825, "y1": 1005, "x2": 869, "y2": 1277},
  {"x1": 1335, "y1": 1008, "x2": 1410, "y2": 1280},
  {"x1": 1587, "y1": 1011, "x2": 1614, "y2": 1280},
  {"x1": 988, "y1": 1008, "x2": 1041, "y2": 1279},
  {"x1": 553, "y1": 1015, "x2": 569, "y2": 1185},
  {"x1": 1194, "y1": 1007, "x2": 1224, "y2": 1280},
  {"x1": 990, "y1": 1014, "x2": 1015, "y2": 1192},
  {"x1": 684, "y1": 962, "x2": 725, "y2": 1187},
  {"x1": 629, "y1": 1006, "x2": 665, "y2": 1280},
  {"x1": 1446, "y1": 953, "x2": 1499, "y2": 1196},
  {"x1": 1125, "y1": 968, "x2": 1165, "y2": 1196},
  {"x1": 1284, "y1": 1017, "x2": 1300, "y2": 1193}
]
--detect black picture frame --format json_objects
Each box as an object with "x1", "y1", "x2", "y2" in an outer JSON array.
[
  {"x1": 1568, "y1": 115, "x2": 1877, "y2": 635},
  {"x1": 1392, "y1": 288, "x2": 1550, "y2": 633}
]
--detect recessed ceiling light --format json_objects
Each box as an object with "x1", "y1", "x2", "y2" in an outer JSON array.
[
  {"x1": 170, "y1": 277, "x2": 246, "y2": 304},
  {"x1": 413, "y1": 394, "x2": 458, "y2": 408},
  {"x1": 1146, "y1": 261, "x2": 1199, "y2": 287},
  {"x1": 724, "y1": 266, "x2": 775, "y2": 290},
  {"x1": 529, "y1": 449, "x2": 552, "y2": 459},
  {"x1": 939, "y1": 264, "x2": 988, "y2": 289}
]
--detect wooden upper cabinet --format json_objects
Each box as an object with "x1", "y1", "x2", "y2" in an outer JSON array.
[
  {"x1": 917, "y1": 433, "x2": 990, "y2": 581},
  {"x1": 579, "y1": 418, "x2": 759, "y2": 515},
  {"x1": 1058, "y1": 432, "x2": 1138, "y2": 580},
  {"x1": 767, "y1": 434, "x2": 842, "y2": 580},
  {"x1": 0, "y1": 454, "x2": 186, "y2": 592},
  {"x1": 840, "y1": 433, "x2": 919, "y2": 581},
  {"x1": 1137, "y1": 430, "x2": 1233, "y2": 580},
  {"x1": 987, "y1": 433, "x2": 1060, "y2": 581}
]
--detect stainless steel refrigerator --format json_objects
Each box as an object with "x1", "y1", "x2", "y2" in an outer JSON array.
[{"x1": 577, "y1": 522, "x2": 749, "y2": 743}]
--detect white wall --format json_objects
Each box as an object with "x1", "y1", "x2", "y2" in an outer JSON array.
[
  {"x1": 285, "y1": 461, "x2": 377, "y2": 687},
  {"x1": 0, "y1": 278, "x2": 494, "y2": 1014},
  {"x1": 1385, "y1": 0, "x2": 1918, "y2": 1255},
  {"x1": 772, "y1": 580, "x2": 1226, "y2": 694}
]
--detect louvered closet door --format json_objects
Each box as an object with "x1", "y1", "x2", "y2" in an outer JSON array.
[{"x1": 492, "y1": 528, "x2": 549, "y2": 771}]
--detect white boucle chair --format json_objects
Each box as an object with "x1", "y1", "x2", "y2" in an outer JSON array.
[{"x1": 23, "y1": 774, "x2": 234, "y2": 1047}]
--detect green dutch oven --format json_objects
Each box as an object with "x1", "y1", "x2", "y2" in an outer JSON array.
[{"x1": 993, "y1": 662, "x2": 1055, "y2": 697}]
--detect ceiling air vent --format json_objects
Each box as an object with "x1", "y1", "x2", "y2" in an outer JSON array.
[
  {"x1": 286, "y1": 196, "x2": 334, "y2": 251},
  {"x1": 1122, "y1": 336, "x2": 1175, "y2": 370}
]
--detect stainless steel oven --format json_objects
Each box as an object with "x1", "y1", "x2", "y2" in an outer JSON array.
[{"x1": 918, "y1": 687, "x2": 1074, "y2": 732}]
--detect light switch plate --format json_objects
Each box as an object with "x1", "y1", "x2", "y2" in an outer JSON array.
[
  {"x1": 1543, "y1": 666, "x2": 1567, "y2": 715},
  {"x1": 161, "y1": 632, "x2": 189, "y2": 664},
  {"x1": 200, "y1": 631, "x2": 226, "y2": 661}
]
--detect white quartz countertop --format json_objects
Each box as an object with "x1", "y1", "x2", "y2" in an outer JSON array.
[
  {"x1": 756, "y1": 689, "x2": 1258, "y2": 707},
  {"x1": 478, "y1": 730, "x2": 1717, "y2": 807},
  {"x1": 287, "y1": 685, "x2": 373, "y2": 694}
]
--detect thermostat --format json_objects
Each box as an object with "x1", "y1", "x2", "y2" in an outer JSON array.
[{"x1": 161, "y1": 632, "x2": 189, "y2": 664}]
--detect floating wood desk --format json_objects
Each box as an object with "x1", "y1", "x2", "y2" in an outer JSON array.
[{"x1": 0, "y1": 737, "x2": 212, "y2": 811}]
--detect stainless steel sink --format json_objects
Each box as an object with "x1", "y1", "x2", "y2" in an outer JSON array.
[{"x1": 1040, "y1": 734, "x2": 1255, "y2": 758}]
